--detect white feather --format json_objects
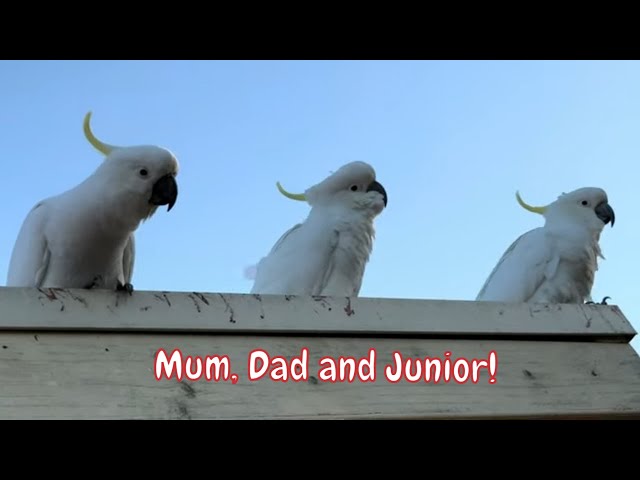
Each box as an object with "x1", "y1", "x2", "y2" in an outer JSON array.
[
  {"x1": 476, "y1": 228, "x2": 559, "y2": 302},
  {"x1": 251, "y1": 161, "x2": 386, "y2": 297},
  {"x1": 476, "y1": 187, "x2": 613, "y2": 304},
  {"x1": 6, "y1": 144, "x2": 178, "y2": 290}
]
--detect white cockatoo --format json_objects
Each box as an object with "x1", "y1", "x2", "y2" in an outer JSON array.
[
  {"x1": 476, "y1": 187, "x2": 615, "y2": 304},
  {"x1": 6, "y1": 112, "x2": 179, "y2": 293},
  {"x1": 250, "y1": 161, "x2": 388, "y2": 296}
]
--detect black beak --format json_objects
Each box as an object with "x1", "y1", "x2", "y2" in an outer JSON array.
[
  {"x1": 595, "y1": 201, "x2": 615, "y2": 227},
  {"x1": 366, "y1": 180, "x2": 388, "y2": 207},
  {"x1": 150, "y1": 174, "x2": 178, "y2": 212}
]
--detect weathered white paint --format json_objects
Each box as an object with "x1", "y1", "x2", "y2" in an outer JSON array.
[
  {"x1": 1, "y1": 333, "x2": 639, "y2": 419},
  {"x1": 0, "y1": 287, "x2": 635, "y2": 341},
  {"x1": 1, "y1": 287, "x2": 639, "y2": 419}
]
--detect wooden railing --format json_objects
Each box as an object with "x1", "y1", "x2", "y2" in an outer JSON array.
[{"x1": 1, "y1": 287, "x2": 639, "y2": 419}]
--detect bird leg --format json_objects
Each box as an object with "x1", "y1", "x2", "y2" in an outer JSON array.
[{"x1": 117, "y1": 281, "x2": 134, "y2": 296}]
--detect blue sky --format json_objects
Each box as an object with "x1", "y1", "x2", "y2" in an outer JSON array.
[{"x1": 0, "y1": 60, "x2": 638, "y2": 352}]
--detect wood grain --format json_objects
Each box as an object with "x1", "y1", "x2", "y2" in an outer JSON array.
[{"x1": 1, "y1": 332, "x2": 639, "y2": 419}]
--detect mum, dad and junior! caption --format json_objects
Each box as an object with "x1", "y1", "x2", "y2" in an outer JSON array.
[{"x1": 154, "y1": 348, "x2": 498, "y2": 385}]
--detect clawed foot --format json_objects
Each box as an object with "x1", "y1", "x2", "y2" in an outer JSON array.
[
  {"x1": 586, "y1": 296, "x2": 611, "y2": 305},
  {"x1": 117, "y1": 282, "x2": 134, "y2": 296}
]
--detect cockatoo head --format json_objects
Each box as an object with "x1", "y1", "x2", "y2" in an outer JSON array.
[
  {"x1": 516, "y1": 187, "x2": 615, "y2": 232},
  {"x1": 83, "y1": 112, "x2": 179, "y2": 220},
  {"x1": 275, "y1": 161, "x2": 387, "y2": 215}
]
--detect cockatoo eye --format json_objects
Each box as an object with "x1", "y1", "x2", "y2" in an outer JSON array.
[
  {"x1": 139, "y1": 168, "x2": 149, "y2": 177},
  {"x1": 581, "y1": 200, "x2": 589, "y2": 206},
  {"x1": 350, "y1": 185, "x2": 359, "y2": 192}
]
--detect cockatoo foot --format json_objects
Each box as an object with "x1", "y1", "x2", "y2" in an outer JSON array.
[
  {"x1": 117, "y1": 281, "x2": 134, "y2": 296},
  {"x1": 585, "y1": 296, "x2": 611, "y2": 305}
]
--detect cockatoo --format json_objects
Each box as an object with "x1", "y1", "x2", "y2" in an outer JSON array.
[
  {"x1": 476, "y1": 187, "x2": 615, "y2": 304},
  {"x1": 6, "y1": 112, "x2": 179, "y2": 293},
  {"x1": 250, "y1": 161, "x2": 388, "y2": 296}
]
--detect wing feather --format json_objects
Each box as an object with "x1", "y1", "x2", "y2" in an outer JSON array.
[
  {"x1": 251, "y1": 223, "x2": 339, "y2": 295},
  {"x1": 6, "y1": 202, "x2": 51, "y2": 287},
  {"x1": 476, "y1": 228, "x2": 558, "y2": 302},
  {"x1": 122, "y1": 234, "x2": 135, "y2": 284}
]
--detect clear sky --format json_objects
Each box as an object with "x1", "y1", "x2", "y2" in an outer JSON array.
[{"x1": 0, "y1": 60, "x2": 638, "y2": 352}]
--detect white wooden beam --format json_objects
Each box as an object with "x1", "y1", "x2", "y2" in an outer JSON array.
[
  {"x1": 1, "y1": 287, "x2": 638, "y2": 419},
  {"x1": 0, "y1": 287, "x2": 635, "y2": 341},
  {"x1": 1, "y1": 332, "x2": 639, "y2": 419}
]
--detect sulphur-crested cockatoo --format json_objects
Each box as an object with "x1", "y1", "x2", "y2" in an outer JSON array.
[
  {"x1": 250, "y1": 161, "x2": 388, "y2": 296},
  {"x1": 476, "y1": 187, "x2": 615, "y2": 304},
  {"x1": 6, "y1": 112, "x2": 179, "y2": 293}
]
